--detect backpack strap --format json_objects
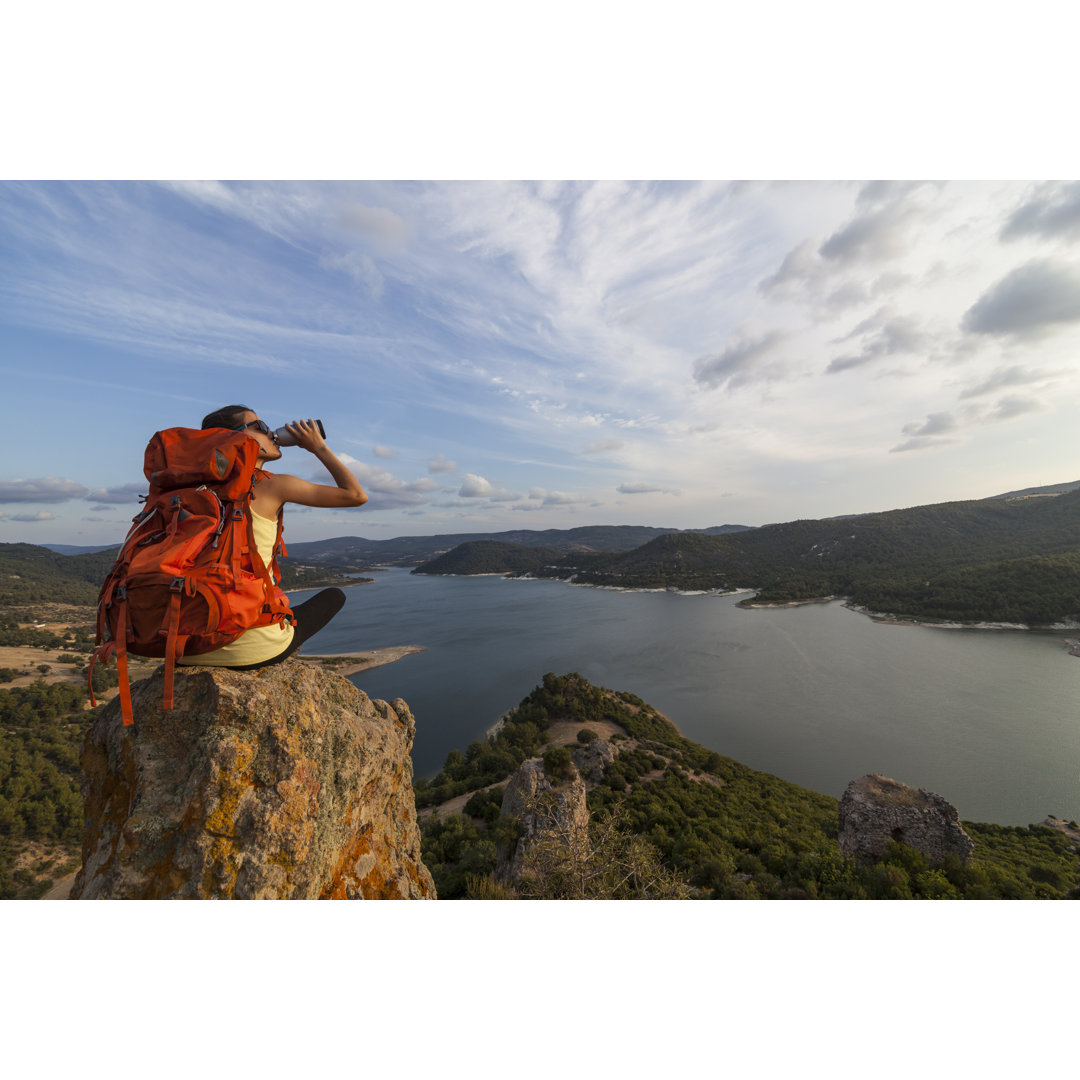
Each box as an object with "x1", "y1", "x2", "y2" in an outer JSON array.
[
  {"x1": 244, "y1": 500, "x2": 290, "y2": 624},
  {"x1": 161, "y1": 577, "x2": 191, "y2": 712},
  {"x1": 89, "y1": 587, "x2": 135, "y2": 727}
]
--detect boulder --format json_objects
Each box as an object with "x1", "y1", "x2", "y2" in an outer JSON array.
[
  {"x1": 571, "y1": 737, "x2": 618, "y2": 783},
  {"x1": 71, "y1": 659, "x2": 435, "y2": 899},
  {"x1": 838, "y1": 773, "x2": 974, "y2": 865}
]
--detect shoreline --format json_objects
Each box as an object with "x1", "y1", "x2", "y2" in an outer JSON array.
[{"x1": 299, "y1": 645, "x2": 426, "y2": 676}]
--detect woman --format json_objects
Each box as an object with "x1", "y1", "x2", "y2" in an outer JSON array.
[{"x1": 178, "y1": 404, "x2": 368, "y2": 670}]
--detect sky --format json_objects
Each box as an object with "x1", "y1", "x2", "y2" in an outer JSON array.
[{"x1": 3, "y1": 178, "x2": 1080, "y2": 546}]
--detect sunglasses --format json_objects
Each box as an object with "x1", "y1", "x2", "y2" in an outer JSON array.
[{"x1": 234, "y1": 418, "x2": 273, "y2": 438}]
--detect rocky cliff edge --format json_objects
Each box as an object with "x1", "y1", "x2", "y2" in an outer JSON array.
[{"x1": 71, "y1": 659, "x2": 435, "y2": 899}]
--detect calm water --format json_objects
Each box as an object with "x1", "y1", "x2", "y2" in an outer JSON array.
[{"x1": 295, "y1": 569, "x2": 1080, "y2": 826}]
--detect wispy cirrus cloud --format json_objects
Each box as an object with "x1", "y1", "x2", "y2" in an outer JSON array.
[
  {"x1": 1000, "y1": 182, "x2": 1080, "y2": 243},
  {"x1": 958, "y1": 365, "x2": 1058, "y2": 399},
  {"x1": 616, "y1": 482, "x2": 681, "y2": 496},
  {"x1": 692, "y1": 331, "x2": 787, "y2": 391}
]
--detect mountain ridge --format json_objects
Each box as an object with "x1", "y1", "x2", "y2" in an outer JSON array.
[{"x1": 413, "y1": 488, "x2": 1080, "y2": 625}]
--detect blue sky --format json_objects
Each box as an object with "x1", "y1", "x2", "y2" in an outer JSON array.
[{"x1": 3, "y1": 179, "x2": 1080, "y2": 545}]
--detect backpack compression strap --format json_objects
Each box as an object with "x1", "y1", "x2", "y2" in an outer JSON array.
[
  {"x1": 160, "y1": 578, "x2": 192, "y2": 713},
  {"x1": 89, "y1": 598, "x2": 135, "y2": 727}
]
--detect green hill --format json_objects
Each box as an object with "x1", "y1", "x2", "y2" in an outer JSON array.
[
  {"x1": 412, "y1": 541, "x2": 565, "y2": 576},
  {"x1": 0, "y1": 545, "x2": 117, "y2": 606},
  {"x1": 418, "y1": 673, "x2": 1080, "y2": 900},
  {"x1": 440, "y1": 490, "x2": 1080, "y2": 624}
]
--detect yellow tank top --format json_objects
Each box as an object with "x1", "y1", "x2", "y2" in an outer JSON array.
[{"x1": 178, "y1": 509, "x2": 295, "y2": 667}]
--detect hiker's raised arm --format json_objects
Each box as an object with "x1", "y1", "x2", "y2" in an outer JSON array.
[{"x1": 255, "y1": 420, "x2": 368, "y2": 512}]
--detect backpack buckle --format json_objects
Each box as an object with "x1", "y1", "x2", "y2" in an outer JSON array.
[{"x1": 170, "y1": 577, "x2": 185, "y2": 592}]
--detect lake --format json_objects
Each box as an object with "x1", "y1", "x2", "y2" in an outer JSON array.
[{"x1": 295, "y1": 569, "x2": 1080, "y2": 826}]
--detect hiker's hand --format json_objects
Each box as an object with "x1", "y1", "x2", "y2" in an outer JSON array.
[{"x1": 285, "y1": 419, "x2": 328, "y2": 454}]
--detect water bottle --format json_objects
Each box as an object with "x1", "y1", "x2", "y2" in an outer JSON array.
[{"x1": 272, "y1": 420, "x2": 326, "y2": 446}]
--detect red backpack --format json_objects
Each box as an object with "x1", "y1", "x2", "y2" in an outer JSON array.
[{"x1": 90, "y1": 427, "x2": 294, "y2": 726}]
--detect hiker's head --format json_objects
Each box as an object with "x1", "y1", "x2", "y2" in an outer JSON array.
[
  {"x1": 201, "y1": 405, "x2": 252, "y2": 431},
  {"x1": 202, "y1": 405, "x2": 281, "y2": 463}
]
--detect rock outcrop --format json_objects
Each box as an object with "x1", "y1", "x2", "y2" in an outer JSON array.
[
  {"x1": 495, "y1": 758, "x2": 588, "y2": 885},
  {"x1": 71, "y1": 659, "x2": 435, "y2": 899},
  {"x1": 838, "y1": 773, "x2": 974, "y2": 865},
  {"x1": 571, "y1": 737, "x2": 617, "y2": 783}
]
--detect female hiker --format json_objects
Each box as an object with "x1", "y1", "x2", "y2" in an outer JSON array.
[{"x1": 178, "y1": 404, "x2": 368, "y2": 671}]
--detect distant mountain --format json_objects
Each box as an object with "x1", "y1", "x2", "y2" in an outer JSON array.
[
  {"x1": 43, "y1": 543, "x2": 120, "y2": 555},
  {"x1": 990, "y1": 479, "x2": 1080, "y2": 499},
  {"x1": 285, "y1": 524, "x2": 752, "y2": 568}
]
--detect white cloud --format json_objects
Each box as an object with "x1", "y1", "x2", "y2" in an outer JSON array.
[
  {"x1": 963, "y1": 259, "x2": 1080, "y2": 338},
  {"x1": 0, "y1": 477, "x2": 90, "y2": 503},
  {"x1": 84, "y1": 482, "x2": 146, "y2": 504},
  {"x1": 458, "y1": 473, "x2": 517, "y2": 500},
  {"x1": 581, "y1": 438, "x2": 624, "y2": 454},
  {"x1": 332, "y1": 455, "x2": 442, "y2": 510},
  {"x1": 958, "y1": 365, "x2": 1058, "y2": 399},
  {"x1": 901, "y1": 412, "x2": 958, "y2": 438},
  {"x1": 427, "y1": 454, "x2": 458, "y2": 474},
  {"x1": 373, "y1": 445, "x2": 395, "y2": 459},
  {"x1": 827, "y1": 309, "x2": 933, "y2": 374},
  {"x1": 692, "y1": 331, "x2": 788, "y2": 391},
  {"x1": 890, "y1": 437, "x2": 955, "y2": 454},
  {"x1": 1000, "y1": 182, "x2": 1080, "y2": 243},
  {"x1": 6, "y1": 510, "x2": 56, "y2": 522},
  {"x1": 616, "y1": 482, "x2": 681, "y2": 496},
  {"x1": 528, "y1": 488, "x2": 587, "y2": 506}
]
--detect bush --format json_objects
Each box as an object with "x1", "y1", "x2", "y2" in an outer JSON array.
[
  {"x1": 542, "y1": 746, "x2": 576, "y2": 782},
  {"x1": 577, "y1": 728, "x2": 599, "y2": 744}
]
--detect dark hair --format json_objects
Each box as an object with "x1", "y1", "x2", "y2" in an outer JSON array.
[{"x1": 201, "y1": 405, "x2": 252, "y2": 430}]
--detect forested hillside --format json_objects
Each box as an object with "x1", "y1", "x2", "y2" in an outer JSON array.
[
  {"x1": 413, "y1": 540, "x2": 565, "y2": 576},
  {"x1": 418, "y1": 491, "x2": 1080, "y2": 624},
  {"x1": 418, "y1": 674, "x2": 1080, "y2": 900},
  {"x1": 0, "y1": 545, "x2": 116, "y2": 605}
]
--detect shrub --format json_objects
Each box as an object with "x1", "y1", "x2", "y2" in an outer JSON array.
[
  {"x1": 542, "y1": 746, "x2": 576, "y2": 782},
  {"x1": 576, "y1": 728, "x2": 599, "y2": 744}
]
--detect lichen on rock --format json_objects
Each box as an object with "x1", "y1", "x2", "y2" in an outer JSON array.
[{"x1": 71, "y1": 659, "x2": 435, "y2": 899}]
